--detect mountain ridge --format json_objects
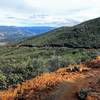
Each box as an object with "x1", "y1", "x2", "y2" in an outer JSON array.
[{"x1": 19, "y1": 17, "x2": 100, "y2": 48}]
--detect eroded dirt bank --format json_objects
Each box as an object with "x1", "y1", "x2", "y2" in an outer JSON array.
[{"x1": 0, "y1": 66, "x2": 100, "y2": 100}]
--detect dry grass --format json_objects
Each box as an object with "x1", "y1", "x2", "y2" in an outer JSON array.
[
  {"x1": 0, "y1": 67, "x2": 82, "y2": 100},
  {"x1": 0, "y1": 60, "x2": 100, "y2": 100}
]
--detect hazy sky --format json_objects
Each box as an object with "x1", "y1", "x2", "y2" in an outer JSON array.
[{"x1": 0, "y1": 0, "x2": 100, "y2": 26}]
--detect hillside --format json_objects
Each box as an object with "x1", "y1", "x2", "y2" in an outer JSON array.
[
  {"x1": 0, "y1": 26, "x2": 54, "y2": 45},
  {"x1": 0, "y1": 17, "x2": 100, "y2": 99},
  {"x1": 19, "y1": 17, "x2": 100, "y2": 48},
  {"x1": 0, "y1": 63, "x2": 100, "y2": 100}
]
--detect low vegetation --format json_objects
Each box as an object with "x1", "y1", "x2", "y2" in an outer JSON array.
[
  {"x1": 0, "y1": 46, "x2": 100, "y2": 89},
  {"x1": 77, "y1": 88, "x2": 95, "y2": 100},
  {"x1": 19, "y1": 17, "x2": 100, "y2": 48},
  {"x1": 77, "y1": 78, "x2": 100, "y2": 100}
]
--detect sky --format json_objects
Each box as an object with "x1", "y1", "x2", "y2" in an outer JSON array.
[{"x1": 0, "y1": 0, "x2": 100, "y2": 27}]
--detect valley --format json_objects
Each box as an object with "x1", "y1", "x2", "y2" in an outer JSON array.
[{"x1": 0, "y1": 26, "x2": 54, "y2": 45}]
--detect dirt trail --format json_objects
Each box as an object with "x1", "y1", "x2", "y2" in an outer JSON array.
[
  {"x1": 45, "y1": 68, "x2": 100, "y2": 100},
  {"x1": 0, "y1": 68, "x2": 100, "y2": 100},
  {"x1": 44, "y1": 81, "x2": 78, "y2": 100}
]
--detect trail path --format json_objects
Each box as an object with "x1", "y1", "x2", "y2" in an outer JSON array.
[{"x1": 0, "y1": 68, "x2": 100, "y2": 100}]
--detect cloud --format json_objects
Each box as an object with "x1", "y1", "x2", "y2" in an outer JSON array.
[{"x1": 0, "y1": 0, "x2": 100, "y2": 26}]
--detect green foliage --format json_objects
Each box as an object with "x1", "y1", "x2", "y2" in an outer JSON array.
[
  {"x1": 7, "y1": 74, "x2": 23, "y2": 85},
  {"x1": 77, "y1": 88, "x2": 95, "y2": 100},
  {"x1": 19, "y1": 17, "x2": 100, "y2": 48},
  {"x1": 48, "y1": 56, "x2": 69, "y2": 71},
  {"x1": 0, "y1": 71, "x2": 7, "y2": 89},
  {"x1": 0, "y1": 46, "x2": 100, "y2": 89}
]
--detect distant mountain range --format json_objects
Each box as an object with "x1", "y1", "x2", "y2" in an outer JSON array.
[
  {"x1": 19, "y1": 17, "x2": 100, "y2": 48},
  {"x1": 0, "y1": 26, "x2": 54, "y2": 45}
]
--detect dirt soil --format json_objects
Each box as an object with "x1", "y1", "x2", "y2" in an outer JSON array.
[{"x1": 0, "y1": 66, "x2": 100, "y2": 100}]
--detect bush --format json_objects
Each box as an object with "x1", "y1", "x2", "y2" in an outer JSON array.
[
  {"x1": 7, "y1": 74, "x2": 23, "y2": 85},
  {"x1": 0, "y1": 66, "x2": 15, "y2": 74},
  {"x1": 77, "y1": 88, "x2": 95, "y2": 100},
  {"x1": 48, "y1": 56, "x2": 69, "y2": 71},
  {"x1": 0, "y1": 71, "x2": 7, "y2": 89}
]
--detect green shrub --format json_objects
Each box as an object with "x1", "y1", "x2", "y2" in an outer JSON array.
[
  {"x1": 0, "y1": 47, "x2": 99, "y2": 90},
  {"x1": 77, "y1": 88, "x2": 95, "y2": 100},
  {"x1": 0, "y1": 66, "x2": 15, "y2": 74},
  {"x1": 0, "y1": 71, "x2": 7, "y2": 89},
  {"x1": 7, "y1": 74, "x2": 23, "y2": 85},
  {"x1": 48, "y1": 56, "x2": 69, "y2": 71}
]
